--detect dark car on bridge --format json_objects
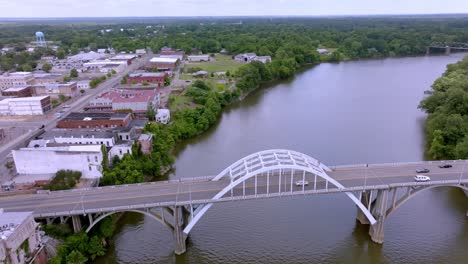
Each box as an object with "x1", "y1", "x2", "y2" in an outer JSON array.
[
  {"x1": 416, "y1": 168, "x2": 430, "y2": 173},
  {"x1": 438, "y1": 164, "x2": 453, "y2": 168}
]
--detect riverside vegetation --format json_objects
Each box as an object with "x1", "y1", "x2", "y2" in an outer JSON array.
[{"x1": 419, "y1": 56, "x2": 468, "y2": 160}]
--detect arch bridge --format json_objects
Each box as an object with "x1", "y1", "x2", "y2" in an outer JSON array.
[{"x1": 1, "y1": 149, "x2": 467, "y2": 255}]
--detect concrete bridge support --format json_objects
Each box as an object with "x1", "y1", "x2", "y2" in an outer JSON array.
[
  {"x1": 445, "y1": 46, "x2": 451, "y2": 55},
  {"x1": 369, "y1": 189, "x2": 389, "y2": 244},
  {"x1": 356, "y1": 191, "x2": 371, "y2": 225},
  {"x1": 72, "y1": 215, "x2": 82, "y2": 233},
  {"x1": 173, "y1": 206, "x2": 188, "y2": 255}
]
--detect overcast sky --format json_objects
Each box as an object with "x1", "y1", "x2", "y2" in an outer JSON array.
[{"x1": 1, "y1": 0, "x2": 468, "y2": 17}]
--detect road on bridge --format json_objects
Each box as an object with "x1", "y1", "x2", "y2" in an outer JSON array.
[{"x1": 0, "y1": 160, "x2": 466, "y2": 217}]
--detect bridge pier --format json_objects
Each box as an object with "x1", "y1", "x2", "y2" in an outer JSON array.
[
  {"x1": 72, "y1": 215, "x2": 82, "y2": 233},
  {"x1": 369, "y1": 189, "x2": 389, "y2": 244},
  {"x1": 356, "y1": 191, "x2": 371, "y2": 225},
  {"x1": 173, "y1": 206, "x2": 188, "y2": 255},
  {"x1": 445, "y1": 46, "x2": 451, "y2": 55}
]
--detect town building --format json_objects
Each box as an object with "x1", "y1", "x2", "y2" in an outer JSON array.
[
  {"x1": 108, "y1": 143, "x2": 132, "y2": 160},
  {"x1": 52, "y1": 60, "x2": 84, "y2": 71},
  {"x1": 77, "y1": 80, "x2": 91, "y2": 90},
  {"x1": 12, "y1": 145, "x2": 104, "y2": 178},
  {"x1": 40, "y1": 55, "x2": 56, "y2": 62},
  {"x1": 86, "y1": 89, "x2": 160, "y2": 116},
  {"x1": 136, "y1": 49, "x2": 146, "y2": 55},
  {"x1": 317, "y1": 48, "x2": 331, "y2": 55},
  {"x1": 0, "y1": 96, "x2": 51, "y2": 116},
  {"x1": 97, "y1": 49, "x2": 107, "y2": 54},
  {"x1": 82, "y1": 60, "x2": 127, "y2": 73},
  {"x1": 110, "y1": 54, "x2": 137, "y2": 65},
  {"x1": 127, "y1": 72, "x2": 167, "y2": 87},
  {"x1": 41, "y1": 130, "x2": 116, "y2": 147},
  {"x1": 1, "y1": 86, "x2": 33, "y2": 97},
  {"x1": 234, "y1": 53, "x2": 271, "y2": 64},
  {"x1": 0, "y1": 210, "x2": 41, "y2": 264},
  {"x1": 33, "y1": 82, "x2": 78, "y2": 98},
  {"x1": 147, "y1": 57, "x2": 179, "y2": 71},
  {"x1": 188, "y1": 55, "x2": 211, "y2": 62},
  {"x1": 160, "y1": 47, "x2": 185, "y2": 57},
  {"x1": 192, "y1": 71, "x2": 209, "y2": 78},
  {"x1": 252, "y1": 56, "x2": 272, "y2": 63},
  {"x1": 57, "y1": 112, "x2": 132, "y2": 129},
  {"x1": 234, "y1": 53, "x2": 258, "y2": 63},
  {"x1": 68, "y1": 51, "x2": 107, "y2": 63},
  {"x1": 160, "y1": 54, "x2": 184, "y2": 61},
  {"x1": 156, "y1": 109, "x2": 170, "y2": 124},
  {"x1": 0, "y1": 72, "x2": 35, "y2": 90},
  {"x1": 32, "y1": 73, "x2": 64, "y2": 85}
]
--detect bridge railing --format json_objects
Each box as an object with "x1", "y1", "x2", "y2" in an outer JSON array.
[
  {"x1": 34, "y1": 179, "x2": 468, "y2": 219},
  {"x1": 331, "y1": 159, "x2": 468, "y2": 170}
]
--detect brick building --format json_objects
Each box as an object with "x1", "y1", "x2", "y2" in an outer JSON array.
[
  {"x1": 1, "y1": 86, "x2": 33, "y2": 97},
  {"x1": 127, "y1": 72, "x2": 167, "y2": 87},
  {"x1": 33, "y1": 82, "x2": 78, "y2": 98},
  {"x1": 147, "y1": 57, "x2": 179, "y2": 71},
  {"x1": 86, "y1": 89, "x2": 160, "y2": 117},
  {"x1": 0, "y1": 72, "x2": 35, "y2": 90},
  {"x1": 57, "y1": 112, "x2": 132, "y2": 129}
]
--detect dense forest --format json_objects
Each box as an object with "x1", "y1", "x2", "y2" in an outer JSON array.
[{"x1": 419, "y1": 57, "x2": 468, "y2": 160}]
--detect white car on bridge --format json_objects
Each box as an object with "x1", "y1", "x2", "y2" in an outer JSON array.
[
  {"x1": 295, "y1": 180, "x2": 309, "y2": 186},
  {"x1": 414, "y1": 175, "x2": 431, "y2": 182}
]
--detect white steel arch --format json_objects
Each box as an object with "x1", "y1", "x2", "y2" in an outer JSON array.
[
  {"x1": 85, "y1": 209, "x2": 173, "y2": 233},
  {"x1": 386, "y1": 184, "x2": 468, "y2": 218},
  {"x1": 184, "y1": 149, "x2": 377, "y2": 235}
]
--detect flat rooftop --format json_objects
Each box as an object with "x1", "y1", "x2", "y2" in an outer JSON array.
[
  {"x1": 41, "y1": 129, "x2": 115, "y2": 139},
  {"x1": 0, "y1": 210, "x2": 33, "y2": 240},
  {"x1": 3, "y1": 86, "x2": 31, "y2": 92},
  {"x1": 150, "y1": 57, "x2": 178, "y2": 63},
  {"x1": 0, "y1": 95, "x2": 49, "y2": 103},
  {"x1": 129, "y1": 72, "x2": 166, "y2": 78},
  {"x1": 61, "y1": 112, "x2": 130, "y2": 121}
]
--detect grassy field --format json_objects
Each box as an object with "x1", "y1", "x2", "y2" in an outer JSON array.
[
  {"x1": 184, "y1": 54, "x2": 243, "y2": 73},
  {"x1": 169, "y1": 94, "x2": 197, "y2": 112}
]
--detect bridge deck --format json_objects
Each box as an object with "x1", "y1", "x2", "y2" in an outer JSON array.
[{"x1": 0, "y1": 160, "x2": 467, "y2": 217}]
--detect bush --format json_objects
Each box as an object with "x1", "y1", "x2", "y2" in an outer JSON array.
[{"x1": 43, "y1": 170, "x2": 82, "y2": 191}]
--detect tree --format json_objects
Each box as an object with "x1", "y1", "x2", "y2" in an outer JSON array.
[
  {"x1": 146, "y1": 103, "x2": 156, "y2": 121},
  {"x1": 21, "y1": 64, "x2": 33, "y2": 72},
  {"x1": 70, "y1": 68, "x2": 79, "y2": 78},
  {"x1": 164, "y1": 77, "x2": 171, "y2": 86},
  {"x1": 111, "y1": 69, "x2": 117, "y2": 74},
  {"x1": 42, "y1": 63, "x2": 52, "y2": 73},
  {"x1": 57, "y1": 49, "x2": 66, "y2": 60},
  {"x1": 66, "y1": 250, "x2": 88, "y2": 264},
  {"x1": 80, "y1": 89, "x2": 85, "y2": 95}
]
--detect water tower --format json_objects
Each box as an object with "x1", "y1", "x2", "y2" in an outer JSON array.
[{"x1": 35, "y1": 32, "x2": 47, "y2": 47}]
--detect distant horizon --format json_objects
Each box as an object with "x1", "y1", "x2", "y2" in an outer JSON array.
[
  {"x1": 1, "y1": 13, "x2": 468, "y2": 20},
  {"x1": 1, "y1": 0, "x2": 468, "y2": 18}
]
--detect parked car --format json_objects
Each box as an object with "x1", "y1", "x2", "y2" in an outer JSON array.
[
  {"x1": 414, "y1": 175, "x2": 431, "y2": 182},
  {"x1": 438, "y1": 164, "x2": 453, "y2": 168},
  {"x1": 416, "y1": 168, "x2": 430, "y2": 173},
  {"x1": 295, "y1": 180, "x2": 309, "y2": 186}
]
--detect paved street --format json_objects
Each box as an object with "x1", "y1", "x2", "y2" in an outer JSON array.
[{"x1": 0, "y1": 161, "x2": 466, "y2": 216}]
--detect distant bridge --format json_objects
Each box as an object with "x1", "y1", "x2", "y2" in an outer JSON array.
[
  {"x1": 427, "y1": 42, "x2": 468, "y2": 55},
  {"x1": 1, "y1": 149, "x2": 467, "y2": 255}
]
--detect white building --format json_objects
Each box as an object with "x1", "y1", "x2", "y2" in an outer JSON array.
[
  {"x1": 317, "y1": 48, "x2": 331, "y2": 55},
  {"x1": 0, "y1": 210, "x2": 41, "y2": 264},
  {"x1": 44, "y1": 130, "x2": 116, "y2": 147},
  {"x1": 252, "y1": 56, "x2": 272, "y2": 63},
  {"x1": 234, "y1": 53, "x2": 271, "y2": 64},
  {"x1": 188, "y1": 55, "x2": 210, "y2": 62},
  {"x1": 108, "y1": 144, "x2": 132, "y2": 161},
  {"x1": 77, "y1": 80, "x2": 91, "y2": 89},
  {"x1": 0, "y1": 96, "x2": 51, "y2": 116},
  {"x1": 12, "y1": 145, "x2": 104, "y2": 178},
  {"x1": 234, "y1": 53, "x2": 258, "y2": 63},
  {"x1": 0, "y1": 72, "x2": 35, "y2": 90},
  {"x1": 159, "y1": 54, "x2": 184, "y2": 61},
  {"x1": 83, "y1": 60, "x2": 127, "y2": 73},
  {"x1": 156, "y1": 109, "x2": 170, "y2": 124},
  {"x1": 136, "y1": 49, "x2": 146, "y2": 55},
  {"x1": 68, "y1": 51, "x2": 107, "y2": 62}
]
